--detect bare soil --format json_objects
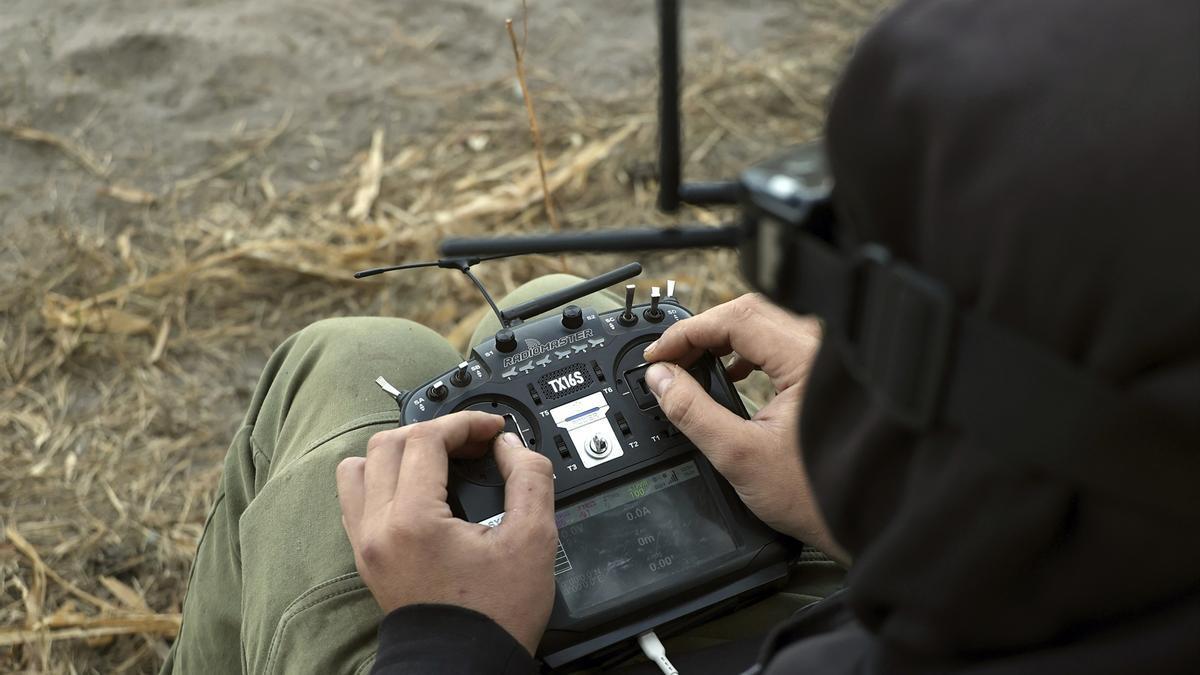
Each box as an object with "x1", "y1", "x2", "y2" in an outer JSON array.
[{"x1": 0, "y1": 0, "x2": 886, "y2": 671}]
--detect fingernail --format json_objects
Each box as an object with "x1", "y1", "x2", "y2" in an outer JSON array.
[
  {"x1": 642, "y1": 340, "x2": 658, "y2": 359},
  {"x1": 500, "y1": 432, "x2": 524, "y2": 448},
  {"x1": 645, "y1": 363, "x2": 673, "y2": 397}
]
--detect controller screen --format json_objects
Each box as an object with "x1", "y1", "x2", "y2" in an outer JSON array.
[{"x1": 552, "y1": 460, "x2": 736, "y2": 614}]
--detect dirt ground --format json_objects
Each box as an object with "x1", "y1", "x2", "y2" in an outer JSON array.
[{"x1": 1, "y1": 0, "x2": 887, "y2": 671}]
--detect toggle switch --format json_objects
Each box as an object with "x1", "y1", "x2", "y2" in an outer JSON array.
[
  {"x1": 427, "y1": 380, "x2": 448, "y2": 401},
  {"x1": 450, "y1": 361, "x2": 472, "y2": 387},
  {"x1": 644, "y1": 286, "x2": 665, "y2": 322},
  {"x1": 614, "y1": 412, "x2": 631, "y2": 436},
  {"x1": 619, "y1": 284, "x2": 638, "y2": 327}
]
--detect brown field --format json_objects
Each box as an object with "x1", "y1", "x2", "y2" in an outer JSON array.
[{"x1": 1, "y1": 1, "x2": 885, "y2": 671}]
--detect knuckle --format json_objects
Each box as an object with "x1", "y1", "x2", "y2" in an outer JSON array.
[
  {"x1": 433, "y1": 412, "x2": 463, "y2": 428},
  {"x1": 522, "y1": 452, "x2": 554, "y2": 477},
  {"x1": 357, "y1": 536, "x2": 385, "y2": 567},
  {"x1": 674, "y1": 401, "x2": 702, "y2": 433},
  {"x1": 335, "y1": 457, "x2": 360, "y2": 480},
  {"x1": 731, "y1": 294, "x2": 763, "y2": 322},
  {"x1": 534, "y1": 522, "x2": 559, "y2": 551},
  {"x1": 404, "y1": 422, "x2": 437, "y2": 445},
  {"x1": 720, "y1": 440, "x2": 753, "y2": 467},
  {"x1": 661, "y1": 316, "x2": 689, "y2": 339},
  {"x1": 387, "y1": 513, "x2": 425, "y2": 541},
  {"x1": 367, "y1": 428, "x2": 405, "y2": 453},
  {"x1": 514, "y1": 517, "x2": 559, "y2": 553},
  {"x1": 663, "y1": 388, "x2": 698, "y2": 429}
]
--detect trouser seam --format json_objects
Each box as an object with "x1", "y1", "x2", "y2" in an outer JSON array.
[
  {"x1": 262, "y1": 573, "x2": 367, "y2": 674},
  {"x1": 300, "y1": 410, "x2": 400, "y2": 457},
  {"x1": 249, "y1": 435, "x2": 272, "y2": 496},
  {"x1": 246, "y1": 409, "x2": 399, "y2": 475},
  {"x1": 167, "y1": 490, "x2": 228, "y2": 671}
]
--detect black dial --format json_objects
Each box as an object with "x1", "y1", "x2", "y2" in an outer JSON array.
[
  {"x1": 561, "y1": 304, "x2": 583, "y2": 329},
  {"x1": 495, "y1": 328, "x2": 517, "y2": 353}
]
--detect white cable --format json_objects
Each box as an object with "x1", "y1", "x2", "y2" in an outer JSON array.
[{"x1": 638, "y1": 629, "x2": 679, "y2": 675}]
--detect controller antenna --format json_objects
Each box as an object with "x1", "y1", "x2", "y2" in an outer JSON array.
[
  {"x1": 499, "y1": 263, "x2": 643, "y2": 325},
  {"x1": 354, "y1": 254, "x2": 514, "y2": 327}
]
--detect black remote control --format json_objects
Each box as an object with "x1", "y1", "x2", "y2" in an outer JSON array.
[{"x1": 395, "y1": 279, "x2": 792, "y2": 669}]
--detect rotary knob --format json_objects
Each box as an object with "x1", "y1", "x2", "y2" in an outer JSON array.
[
  {"x1": 495, "y1": 328, "x2": 517, "y2": 353},
  {"x1": 561, "y1": 304, "x2": 583, "y2": 329}
]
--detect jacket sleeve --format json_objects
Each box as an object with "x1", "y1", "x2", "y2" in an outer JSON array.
[{"x1": 370, "y1": 604, "x2": 539, "y2": 675}]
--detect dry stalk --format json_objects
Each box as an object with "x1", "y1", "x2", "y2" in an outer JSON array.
[
  {"x1": 97, "y1": 184, "x2": 158, "y2": 205},
  {"x1": 0, "y1": 615, "x2": 182, "y2": 648},
  {"x1": 0, "y1": 121, "x2": 111, "y2": 177},
  {"x1": 441, "y1": 119, "x2": 639, "y2": 225},
  {"x1": 171, "y1": 109, "x2": 292, "y2": 193},
  {"x1": 505, "y1": 16, "x2": 560, "y2": 230},
  {"x1": 6, "y1": 527, "x2": 117, "y2": 612},
  {"x1": 348, "y1": 128, "x2": 385, "y2": 221}
]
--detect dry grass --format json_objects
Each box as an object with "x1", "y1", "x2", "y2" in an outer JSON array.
[{"x1": 0, "y1": 2, "x2": 883, "y2": 671}]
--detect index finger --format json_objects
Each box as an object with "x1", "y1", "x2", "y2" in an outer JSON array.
[
  {"x1": 492, "y1": 433, "x2": 555, "y2": 539},
  {"x1": 394, "y1": 411, "x2": 505, "y2": 505}
]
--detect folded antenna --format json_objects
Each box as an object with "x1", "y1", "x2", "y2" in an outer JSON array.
[{"x1": 354, "y1": 254, "x2": 515, "y2": 327}]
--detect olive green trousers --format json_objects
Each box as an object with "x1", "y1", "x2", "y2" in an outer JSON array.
[{"x1": 161, "y1": 275, "x2": 842, "y2": 675}]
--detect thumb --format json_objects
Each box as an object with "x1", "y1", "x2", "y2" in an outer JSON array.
[{"x1": 645, "y1": 363, "x2": 752, "y2": 472}]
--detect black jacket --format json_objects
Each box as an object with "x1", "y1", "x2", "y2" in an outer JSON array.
[{"x1": 373, "y1": 0, "x2": 1200, "y2": 672}]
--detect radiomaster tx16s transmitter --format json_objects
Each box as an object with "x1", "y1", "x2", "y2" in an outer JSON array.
[{"x1": 394, "y1": 274, "x2": 794, "y2": 670}]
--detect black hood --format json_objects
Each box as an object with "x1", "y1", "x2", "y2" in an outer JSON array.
[{"x1": 802, "y1": 0, "x2": 1200, "y2": 670}]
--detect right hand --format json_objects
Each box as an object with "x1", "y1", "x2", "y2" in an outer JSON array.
[{"x1": 642, "y1": 294, "x2": 848, "y2": 564}]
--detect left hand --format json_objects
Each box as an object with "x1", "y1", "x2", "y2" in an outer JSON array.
[{"x1": 336, "y1": 412, "x2": 559, "y2": 655}]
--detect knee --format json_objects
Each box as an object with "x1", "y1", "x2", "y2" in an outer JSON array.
[
  {"x1": 288, "y1": 317, "x2": 446, "y2": 362},
  {"x1": 502, "y1": 274, "x2": 587, "y2": 304},
  {"x1": 294, "y1": 316, "x2": 421, "y2": 345}
]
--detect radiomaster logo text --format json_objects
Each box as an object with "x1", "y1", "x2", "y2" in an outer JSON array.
[{"x1": 502, "y1": 328, "x2": 594, "y2": 367}]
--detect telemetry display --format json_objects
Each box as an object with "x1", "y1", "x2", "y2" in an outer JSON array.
[{"x1": 553, "y1": 460, "x2": 736, "y2": 613}]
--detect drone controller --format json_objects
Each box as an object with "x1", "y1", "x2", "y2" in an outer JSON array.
[{"x1": 386, "y1": 272, "x2": 793, "y2": 669}]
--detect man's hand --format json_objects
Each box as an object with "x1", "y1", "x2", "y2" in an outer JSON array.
[
  {"x1": 643, "y1": 294, "x2": 848, "y2": 564},
  {"x1": 336, "y1": 412, "x2": 558, "y2": 655}
]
